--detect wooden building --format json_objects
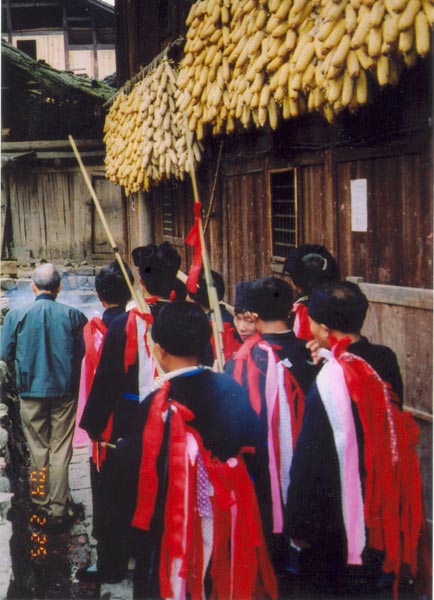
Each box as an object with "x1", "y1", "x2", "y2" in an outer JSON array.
[
  {"x1": 1, "y1": 40, "x2": 125, "y2": 266},
  {"x1": 107, "y1": 0, "x2": 433, "y2": 522},
  {"x1": 1, "y1": 0, "x2": 116, "y2": 80}
]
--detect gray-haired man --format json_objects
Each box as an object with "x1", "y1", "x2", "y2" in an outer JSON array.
[{"x1": 1, "y1": 263, "x2": 87, "y2": 530}]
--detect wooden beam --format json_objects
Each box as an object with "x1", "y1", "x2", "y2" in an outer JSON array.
[
  {"x1": 2, "y1": 139, "x2": 104, "y2": 151},
  {"x1": 8, "y1": 2, "x2": 61, "y2": 7},
  {"x1": 62, "y1": 0, "x2": 70, "y2": 71},
  {"x1": 6, "y1": 0, "x2": 12, "y2": 44},
  {"x1": 346, "y1": 277, "x2": 433, "y2": 310},
  {"x1": 32, "y1": 151, "x2": 105, "y2": 160},
  {"x1": 404, "y1": 406, "x2": 433, "y2": 422}
]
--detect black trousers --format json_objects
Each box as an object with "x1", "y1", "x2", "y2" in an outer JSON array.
[{"x1": 93, "y1": 449, "x2": 137, "y2": 580}]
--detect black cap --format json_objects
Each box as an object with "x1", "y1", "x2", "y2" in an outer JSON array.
[
  {"x1": 234, "y1": 281, "x2": 251, "y2": 313},
  {"x1": 132, "y1": 242, "x2": 181, "y2": 298},
  {"x1": 243, "y1": 277, "x2": 293, "y2": 321},
  {"x1": 151, "y1": 301, "x2": 212, "y2": 356},
  {"x1": 308, "y1": 281, "x2": 369, "y2": 333}
]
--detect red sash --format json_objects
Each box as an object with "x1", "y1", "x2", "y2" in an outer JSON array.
[
  {"x1": 124, "y1": 307, "x2": 154, "y2": 372},
  {"x1": 78, "y1": 317, "x2": 113, "y2": 468},
  {"x1": 292, "y1": 301, "x2": 313, "y2": 340},
  {"x1": 211, "y1": 321, "x2": 242, "y2": 362},
  {"x1": 132, "y1": 381, "x2": 278, "y2": 599},
  {"x1": 330, "y1": 337, "x2": 431, "y2": 597},
  {"x1": 232, "y1": 334, "x2": 305, "y2": 532}
]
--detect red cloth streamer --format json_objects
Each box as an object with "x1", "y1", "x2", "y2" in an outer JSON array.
[
  {"x1": 330, "y1": 337, "x2": 430, "y2": 598},
  {"x1": 82, "y1": 317, "x2": 107, "y2": 376},
  {"x1": 132, "y1": 381, "x2": 171, "y2": 530},
  {"x1": 232, "y1": 333, "x2": 263, "y2": 414},
  {"x1": 185, "y1": 202, "x2": 203, "y2": 295},
  {"x1": 211, "y1": 321, "x2": 242, "y2": 362},
  {"x1": 132, "y1": 380, "x2": 278, "y2": 600},
  {"x1": 209, "y1": 456, "x2": 278, "y2": 600},
  {"x1": 80, "y1": 318, "x2": 113, "y2": 469},
  {"x1": 292, "y1": 302, "x2": 313, "y2": 340},
  {"x1": 124, "y1": 308, "x2": 154, "y2": 373}
]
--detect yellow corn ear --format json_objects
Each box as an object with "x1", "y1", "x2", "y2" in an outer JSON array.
[
  {"x1": 347, "y1": 50, "x2": 361, "y2": 78},
  {"x1": 421, "y1": 0, "x2": 434, "y2": 25},
  {"x1": 383, "y1": 13, "x2": 400, "y2": 43},
  {"x1": 295, "y1": 41, "x2": 316, "y2": 72},
  {"x1": 268, "y1": 98, "x2": 279, "y2": 129},
  {"x1": 332, "y1": 33, "x2": 352, "y2": 67},
  {"x1": 398, "y1": 0, "x2": 422, "y2": 30},
  {"x1": 415, "y1": 10, "x2": 430, "y2": 55},
  {"x1": 376, "y1": 55, "x2": 389, "y2": 85},
  {"x1": 398, "y1": 28, "x2": 415, "y2": 53},
  {"x1": 341, "y1": 71, "x2": 354, "y2": 106},
  {"x1": 368, "y1": 26, "x2": 383, "y2": 57},
  {"x1": 351, "y1": 10, "x2": 371, "y2": 48}
]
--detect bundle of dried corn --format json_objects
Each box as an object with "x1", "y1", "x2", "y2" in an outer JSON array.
[
  {"x1": 177, "y1": 0, "x2": 434, "y2": 133},
  {"x1": 104, "y1": 56, "x2": 203, "y2": 196}
]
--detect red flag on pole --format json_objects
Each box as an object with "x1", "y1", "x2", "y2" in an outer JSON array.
[{"x1": 185, "y1": 201, "x2": 203, "y2": 295}]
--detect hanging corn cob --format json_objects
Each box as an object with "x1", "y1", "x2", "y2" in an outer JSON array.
[
  {"x1": 177, "y1": 0, "x2": 434, "y2": 132},
  {"x1": 104, "y1": 56, "x2": 203, "y2": 196}
]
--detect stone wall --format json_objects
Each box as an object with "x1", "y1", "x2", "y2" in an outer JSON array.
[{"x1": 1, "y1": 263, "x2": 102, "y2": 324}]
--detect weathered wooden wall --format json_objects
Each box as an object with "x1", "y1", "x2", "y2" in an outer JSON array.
[
  {"x1": 3, "y1": 161, "x2": 125, "y2": 264},
  {"x1": 197, "y1": 135, "x2": 432, "y2": 302}
]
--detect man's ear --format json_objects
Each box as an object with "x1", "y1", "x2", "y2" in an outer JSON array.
[
  {"x1": 31, "y1": 282, "x2": 38, "y2": 295},
  {"x1": 320, "y1": 323, "x2": 330, "y2": 337},
  {"x1": 57, "y1": 282, "x2": 62, "y2": 293},
  {"x1": 154, "y1": 342, "x2": 166, "y2": 363}
]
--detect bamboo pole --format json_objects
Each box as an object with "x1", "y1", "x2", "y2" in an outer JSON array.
[
  {"x1": 68, "y1": 135, "x2": 163, "y2": 377},
  {"x1": 68, "y1": 135, "x2": 148, "y2": 315},
  {"x1": 184, "y1": 122, "x2": 225, "y2": 372}
]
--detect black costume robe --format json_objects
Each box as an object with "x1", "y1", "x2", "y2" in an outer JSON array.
[
  {"x1": 226, "y1": 331, "x2": 318, "y2": 577},
  {"x1": 79, "y1": 301, "x2": 166, "y2": 581},
  {"x1": 284, "y1": 337, "x2": 404, "y2": 596},
  {"x1": 125, "y1": 368, "x2": 262, "y2": 598}
]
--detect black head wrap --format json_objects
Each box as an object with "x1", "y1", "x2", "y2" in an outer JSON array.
[
  {"x1": 283, "y1": 244, "x2": 340, "y2": 294},
  {"x1": 95, "y1": 261, "x2": 134, "y2": 306},
  {"x1": 132, "y1": 242, "x2": 181, "y2": 298},
  {"x1": 308, "y1": 281, "x2": 369, "y2": 333},
  {"x1": 234, "y1": 281, "x2": 251, "y2": 314},
  {"x1": 243, "y1": 277, "x2": 293, "y2": 321},
  {"x1": 151, "y1": 301, "x2": 212, "y2": 356}
]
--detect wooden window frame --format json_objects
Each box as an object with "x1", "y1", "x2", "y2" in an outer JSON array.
[
  {"x1": 160, "y1": 181, "x2": 184, "y2": 248},
  {"x1": 268, "y1": 167, "x2": 298, "y2": 264}
]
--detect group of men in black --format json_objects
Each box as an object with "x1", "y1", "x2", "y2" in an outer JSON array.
[{"x1": 74, "y1": 242, "x2": 429, "y2": 599}]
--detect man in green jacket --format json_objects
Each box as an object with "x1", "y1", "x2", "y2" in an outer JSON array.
[{"x1": 1, "y1": 263, "x2": 87, "y2": 530}]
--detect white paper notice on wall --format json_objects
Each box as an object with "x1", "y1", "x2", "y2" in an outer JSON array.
[{"x1": 350, "y1": 178, "x2": 368, "y2": 232}]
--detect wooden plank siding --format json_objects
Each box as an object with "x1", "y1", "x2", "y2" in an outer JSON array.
[
  {"x1": 11, "y1": 34, "x2": 66, "y2": 70},
  {"x1": 148, "y1": 129, "x2": 432, "y2": 302},
  {"x1": 5, "y1": 165, "x2": 125, "y2": 263},
  {"x1": 336, "y1": 150, "x2": 433, "y2": 288}
]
